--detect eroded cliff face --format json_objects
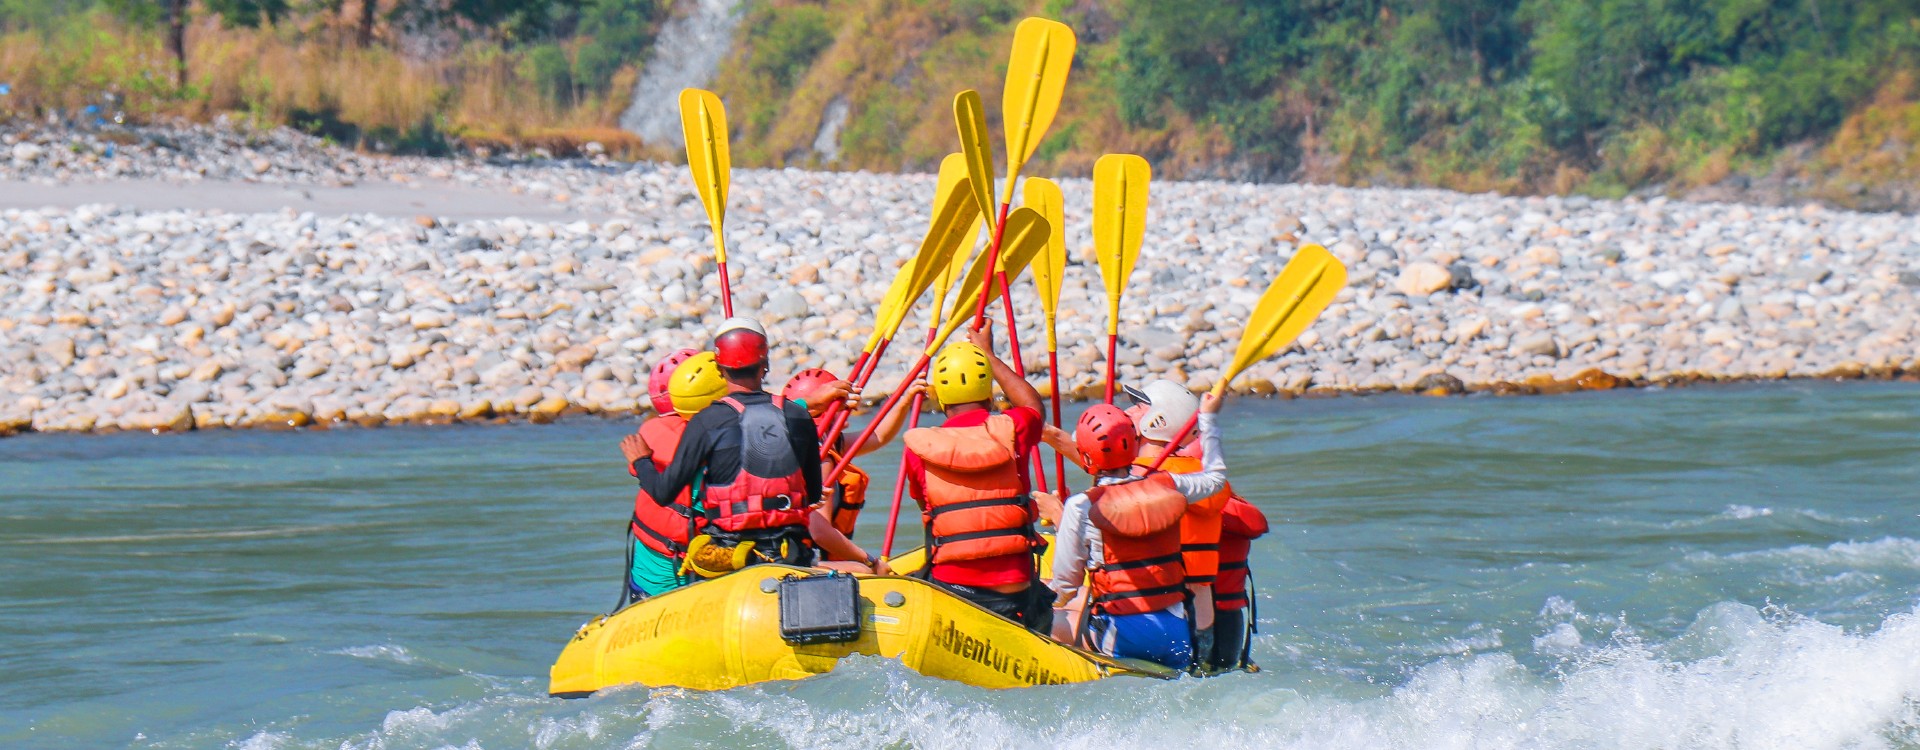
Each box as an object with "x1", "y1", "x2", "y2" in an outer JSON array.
[{"x1": 619, "y1": 0, "x2": 747, "y2": 147}]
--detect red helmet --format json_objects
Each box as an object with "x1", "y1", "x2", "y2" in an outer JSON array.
[
  {"x1": 647, "y1": 348, "x2": 699, "y2": 414},
  {"x1": 713, "y1": 317, "x2": 769, "y2": 369},
  {"x1": 782, "y1": 367, "x2": 840, "y2": 405},
  {"x1": 1075, "y1": 404, "x2": 1139, "y2": 473}
]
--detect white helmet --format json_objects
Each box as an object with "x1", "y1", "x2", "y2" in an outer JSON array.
[
  {"x1": 714, "y1": 316, "x2": 766, "y2": 338},
  {"x1": 1124, "y1": 379, "x2": 1199, "y2": 441}
]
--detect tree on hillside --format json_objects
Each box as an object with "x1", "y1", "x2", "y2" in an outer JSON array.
[{"x1": 103, "y1": 0, "x2": 288, "y2": 89}]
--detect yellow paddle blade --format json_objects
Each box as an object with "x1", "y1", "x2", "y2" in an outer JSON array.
[
  {"x1": 932, "y1": 225, "x2": 980, "y2": 329},
  {"x1": 935, "y1": 153, "x2": 968, "y2": 219},
  {"x1": 931, "y1": 153, "x2": 980, "y2": 314},
  {"x1": 1024, "y1": 177, "x2": 1066, "y2": 317},
  {"x1": 865, "y1": 257, "x2": 920, "y2": 352},
  {"x1": 1092, "y1": 153, "x2": 1150, "y2": 336},
  {"x1": 1215, "y1": 244, "x2": 1347, "y2": 394},
  {"x1": 954, "y1": 89, "x2": 998, "y2": 230},
  {"x1": 1001, "y1": 17, "x2": 1076, "y2": 197},
  {"x1": 866, "y1": 173, "x2": 983, "y2": 350},
  {"x1": 924, "y1": 210, "x2": 1049, "y2": 356},
  {"x1": 679, "y1": 88, "x2": 731, "y2": 262},
  {"x1": 944, "y1": 205, "x2": 1052, "y2": 326},
  {"x1": 944, "y1": 206, "x2": 1049, "y2": 325}
]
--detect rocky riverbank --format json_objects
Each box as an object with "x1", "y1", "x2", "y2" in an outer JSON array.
[{"x1": 4, "y1": 123, "x2": 1919, "y2": 436}]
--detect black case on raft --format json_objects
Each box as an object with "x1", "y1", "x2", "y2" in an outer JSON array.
[{"x1": 777, "y1": 572, "x2": 864, "y2": 645}]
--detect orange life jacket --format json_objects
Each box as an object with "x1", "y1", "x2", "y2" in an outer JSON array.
[
  {"x1": 1089, "y1": 472, "x2": 1189, "y2": 616},
  {"x1": 1137, "y1": 450, "x2": 1231, "y2": 585},
  {"x1": 1215, "y1": 494, "x2": 1269, "y2": 610},
  {"x1": 702, "y1": 396, "x2": 813, "y2": 533},
  {"x1": 822, "y1": 450, "x2": 869, "y2": 538},
  {"x1": 629, "y1": 416, "x2": 696, "y2": 558},
  {"x1": 904, "y1": 414, "x2": 1040, "y2": 564}
]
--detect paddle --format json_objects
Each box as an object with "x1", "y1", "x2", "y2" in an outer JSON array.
[
  {"x1": 1143, "y1": 244, "x2": 1347, "y2": 473},
  {"x1": 1092, "y1": 153, "x2": 1149, "y2": 403},
  {"x1": 953, "y1": 88, "x2": 1030, "y2": 380},
  {"x1": 816, "y1": 160, "x2": 982, "y2": 455},
  {"x1": 1025, "y1": 176, "x2": 1070, "y2": 497},
  {"x1": 678, "y1": 88, "x2": 735, "y2": 316},
  {"x1": 957, "y1": 18, "x2": 1076, "y2": 344},
  {"x1": 832, "y1": 155, "x2": 976, "y2": 400},
  {"x1": 881, "y1": 201, "x2": 981, "y2": 560},
  {"x1": 827, "y1": 207, "x2": 1051, "y2": 487}
]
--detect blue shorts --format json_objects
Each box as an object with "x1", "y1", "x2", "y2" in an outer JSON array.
[{"x1": 1089, "y1": 606, "x2": 1191, "y2": 670}]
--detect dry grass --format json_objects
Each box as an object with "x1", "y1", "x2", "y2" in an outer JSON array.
[{"x1": 0, "y1": 10, "x2": 634, "y2": 154}]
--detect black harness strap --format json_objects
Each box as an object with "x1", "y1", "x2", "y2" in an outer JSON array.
[
  {"x1": 1095, "y1": 552, "x2": 1183, "y2": 572},
  {"x1": 926, "y1": 496, "x2": 1029, "y2": 516},
  {"x1": 1091, "y1": 583, "x2": 1187, "y2": 604},
  {"x1": 932, "y1": 527, "x2": 1031, "y2": 546},
  {"x1": 629, "y1": 512, "x2": 688, "y2": 555}
]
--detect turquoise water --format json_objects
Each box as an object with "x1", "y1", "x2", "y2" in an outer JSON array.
[{"x1": 5, "y1": 382, "x2": 1920, "y2": 749}]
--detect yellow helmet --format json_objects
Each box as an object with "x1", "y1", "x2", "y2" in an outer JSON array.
[
  {"x1": 667, "y1": 352, "x2": 728, "y2": 418},
  {"x1": 932, "y1": 341, "x2": 994, "y2": 406}
]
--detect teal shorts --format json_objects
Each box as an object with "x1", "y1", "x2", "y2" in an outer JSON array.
[{"x1": 629, "y1": 540, "x2": 685, "y2": 598}]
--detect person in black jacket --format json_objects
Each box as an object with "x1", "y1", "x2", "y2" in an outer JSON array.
[{"x1": 623, "y1": 317, "x2": 831, "y2": 571}]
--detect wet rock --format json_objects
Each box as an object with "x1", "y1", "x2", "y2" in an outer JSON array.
[{"x1": 1413, "y1": 371, "x2": 1466, "y2": 396}]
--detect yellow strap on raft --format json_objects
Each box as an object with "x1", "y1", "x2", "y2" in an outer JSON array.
[
  {"x1": 681, "y1": 535, "x2": 757, "y2": 578},
  {"x1": 681, "y1": 534, "x2": 796, "y2": 578}
]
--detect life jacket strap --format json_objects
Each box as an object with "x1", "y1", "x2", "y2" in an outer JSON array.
[
  {"x1": 1092, "y1": 583, "x2": 1187, "y2": 604},
  {"x1": 1218, "y1": 560, "x2": 1249, "y2": 571},
  {"x1": 925, "y1": 495, "x2": 1029, "y2": 516},
  {"x1": 1180, "y1": 543, "x2": 1221, "y2": 552},
  {"x1": 718, "y1": 494, "x2": 796, "y2": 519},
  {"x1": 629, "y1": 512, "x2": 687, "y2": 555},
  {"x1": 1094, "y1": 552, "x2": 1182, "y2": 572},
  {"x1": 931, "y1": 527, "x2": 1033, "y2": 547}
]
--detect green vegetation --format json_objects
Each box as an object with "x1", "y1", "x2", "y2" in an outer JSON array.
[{"x1": 4, "y1": 1, "x2": 1920, "y2": 203}]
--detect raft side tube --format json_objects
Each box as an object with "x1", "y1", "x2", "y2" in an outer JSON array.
[{"x1": 548, "y1": 564, "x2": 1160, "y2": 695}]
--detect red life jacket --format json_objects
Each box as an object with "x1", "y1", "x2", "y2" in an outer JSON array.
[
  {"x1": 629, "y1": 416, "x2": 697, "y2": 558},
  {"x1": 1138, "y1": 450, "x2": 1232, "y2": 585},
  {"x1": 702, "y1": 396, "x2": 813, "y2": 533},
  {"x1": 904, "y1": 414, "x2": 1040, "y2": 565},
  {"x1": 1215, "y1": 494, "x2": 1269, "y2": 610},
  {"x1": 1089, "y1": 472, "x2": 1189, "y2": 616},
  {"x1": 822, "y1": 449, "x2": 869, "y2": 538}
]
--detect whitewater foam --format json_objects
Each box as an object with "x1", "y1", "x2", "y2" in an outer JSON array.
[
  {"x1": 273, "y1": 603, "x2": 1920, "y2": 750},
  {"x1": 1698, "y1": 537, "x2": 1920, "y2": 569}
]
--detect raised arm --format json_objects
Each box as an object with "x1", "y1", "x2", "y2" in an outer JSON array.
[
  {"x1": 1168, "y1": 394, "x2": 1227, "y2": 502},
  {"x1": 852, "y1": 381, "x2": 925, "y2": 457},
  {"x1": 967, "y1": 319, "x2": 1041, "y2": 413}
]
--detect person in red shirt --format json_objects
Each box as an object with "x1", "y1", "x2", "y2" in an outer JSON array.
[{"x1": 900, "y1": 321, "x2": 1050, "y2": 633}]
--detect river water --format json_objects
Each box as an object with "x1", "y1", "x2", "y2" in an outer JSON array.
[{"x1": 4, "y1": 382, "x2": 1920, "y2": 749}]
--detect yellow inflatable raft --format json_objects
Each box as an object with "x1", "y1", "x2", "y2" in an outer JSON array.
[{"x1": 549, "y1": 544, "x2": 1170, "y2": 695}]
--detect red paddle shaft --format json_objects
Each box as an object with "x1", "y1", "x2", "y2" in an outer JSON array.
[
  {"x1": 1048, "y1": 348, "x2": 1068, "y2": 497},
  {"x1": 812, "y1": 350, "x2": 870, "y2": 448},
  {"x1": 879, "y1": 321, "x2": 941, "y2": 557},
  {"x1": 718, "y1": 261, "x2": 734, "y2": 317},
  {"x1": 826, "y1": 354, "x2": 931, "y2": 486},
  {"x1": 1144, "y1": 412, "x2": 1200, "y2": 473},
  {"x1": 817, "y1": 340, "x2": 891, "y2": 457},
  {"x1": 880, "y1": 388, "x2": 928, "y2": 559},
  {"x1": 969, "y1": 203, "x2": 1014, "y2": 331}
]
